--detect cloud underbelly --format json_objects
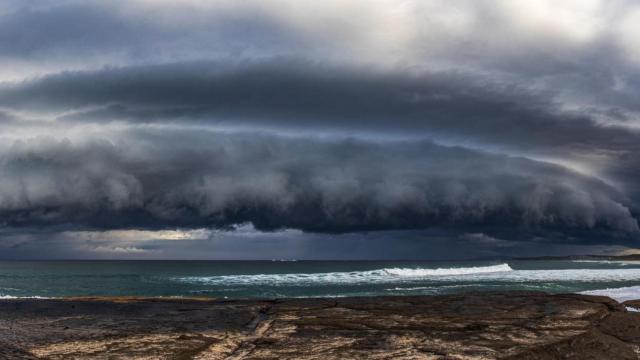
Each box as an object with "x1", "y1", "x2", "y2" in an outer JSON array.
[{"x1": 0, "y1": 132, "x2": 636, "y2": 235}]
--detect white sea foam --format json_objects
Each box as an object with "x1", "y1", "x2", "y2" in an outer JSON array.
[
  {"x1": 384, "y1": 263, "x2": 512, "y2": 277},
  {"x1": 175, "y1": 269, "x2": 388, "y2": 286},
  {"x1": 580, "y1": 286, "x2": 640, "y2": 302},
  {"x1": 173, "y1": 265, "x2": 640, "y2": 286},
  {"x1": 386, "y1": 286, "x2": 435, "y2": 291},
  {"x1": 0, "y1": 295, "x2": 49, "y2": 299},
  {"x1": 173, "y1": 263, "x2": 512, "y2": 286},
  {"x1": 497, "y1": 269, "x2": 640, "y2": 282},
  {"x1": 385, "y1": 284, "x2": 480, "y2": 292},
  {"x1": 572, "y1": 260, "x2": 640, "y2": 266}
]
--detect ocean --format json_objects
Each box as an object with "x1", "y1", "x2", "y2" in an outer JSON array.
[{"x1": 1, "y1": 260, "x2": 640, "y2": 301}]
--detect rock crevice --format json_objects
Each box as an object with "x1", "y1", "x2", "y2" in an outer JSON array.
[{"x1": 2, "y1": 292, "x2": 640, "y2": 359}]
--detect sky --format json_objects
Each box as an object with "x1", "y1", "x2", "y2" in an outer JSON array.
[{"x1": 1, "y1": 0, "x2": 640, "y2": 259}]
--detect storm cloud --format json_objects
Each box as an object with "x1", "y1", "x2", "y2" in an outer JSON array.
[
  {"x1": 0, "y1": 131, "x2": 636, "y2": 234},
  {"x1": 0, "y1": 62, "x2": 633, "y2": 149},
  {"x1": 0, "y1": 0, "x2": 639, "y2": 258}
]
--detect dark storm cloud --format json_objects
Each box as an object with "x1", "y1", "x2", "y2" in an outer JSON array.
[
  {"x1": 0, "y1": 130, "x2": 636, "y2": 236},
  {"x1": 2, "y1": 61, "x2": 639, "y2": 155},
  {"x1": 4, "y1": 61, "x2": 640, "y2": 203},
  {"x1": 1, "y1": 0, "x2": 640, "y2": 257}
]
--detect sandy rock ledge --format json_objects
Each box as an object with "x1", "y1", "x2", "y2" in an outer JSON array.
[{"x1": 2, "y1": 292, "x2": 640, "y2": 359}]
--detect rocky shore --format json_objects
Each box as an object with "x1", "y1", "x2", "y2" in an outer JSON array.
[{"x1": 2, "y1": 292, "x2": 640, "y2": 359}]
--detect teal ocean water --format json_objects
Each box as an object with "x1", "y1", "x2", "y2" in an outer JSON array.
[{"x1": 2, "y1": 260, "x2": 640, "y2": 301}]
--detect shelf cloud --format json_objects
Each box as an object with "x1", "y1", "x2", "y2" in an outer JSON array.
[{"x1": 1, "y1": 0, "x2": 639, "y2": 258}]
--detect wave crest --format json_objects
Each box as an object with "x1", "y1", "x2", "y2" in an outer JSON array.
[
  {"x1": 383, "y1": 264, "x2": 512, "y2": 277},
  {"x1": 173, "y1": 263, "x2": 514, "y2": 286},
  {"x1": 0, "y1": 295, "x2": 49, "y2": 299}
]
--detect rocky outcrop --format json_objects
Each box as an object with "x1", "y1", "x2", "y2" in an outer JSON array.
[{"x1": 1, "y1": 292, "x2": 640, "y2": 359}]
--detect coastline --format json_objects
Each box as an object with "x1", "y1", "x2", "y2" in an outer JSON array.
[{"x1": 3, "y1": 292, "x2": 640, "y2": 359}]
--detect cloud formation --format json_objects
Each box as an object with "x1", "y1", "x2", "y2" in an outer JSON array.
[
  {"x1": 0, "y1": 132, "x2": 636, "y2": 234},
  {"x1": 3, "y1": 61, "x2": 639, "y2": 154},
  {"x1": 0, "y1": 0, "x2": 639, "y2": 257}
]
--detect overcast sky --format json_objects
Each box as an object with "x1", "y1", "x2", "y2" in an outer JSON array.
[{"x1": 1, "y1": 0, "x2": 640, "y2": 259}]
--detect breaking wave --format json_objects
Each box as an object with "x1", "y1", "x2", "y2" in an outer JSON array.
[
  {"x1": 172, "y1": 264, "x2": 640, "y2": 287},
  {"x1": 383, "y1": 264, "x2": 512, "y2": 277},
  {"x1": 0, "y1": 295, "x2": 49, "y2": 299},
  {"x1": 580, "y1": 286, "x2": 640, "y2": 303},
  {"x1": 173, "y1": 263, "x2": 514, "y2": 286},
  {"x1": 572, "y1": 260, "x2": 640, "y2": 266}
]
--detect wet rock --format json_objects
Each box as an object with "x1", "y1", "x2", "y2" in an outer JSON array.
[{"x1": 1, "y1": 292, "x2": 640, "y2": 359}]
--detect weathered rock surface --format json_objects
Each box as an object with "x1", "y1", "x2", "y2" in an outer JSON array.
[{"x1": 2, "y1": 292, "x2": 640, "y2": 359}]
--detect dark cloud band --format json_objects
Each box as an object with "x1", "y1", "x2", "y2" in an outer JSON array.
[
  {"x1": 1, "y1": 0, "x2": 640, "y2": 258},
  {"x1": 0, "y1": 131, "x2": 636, "y2": 237}
]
